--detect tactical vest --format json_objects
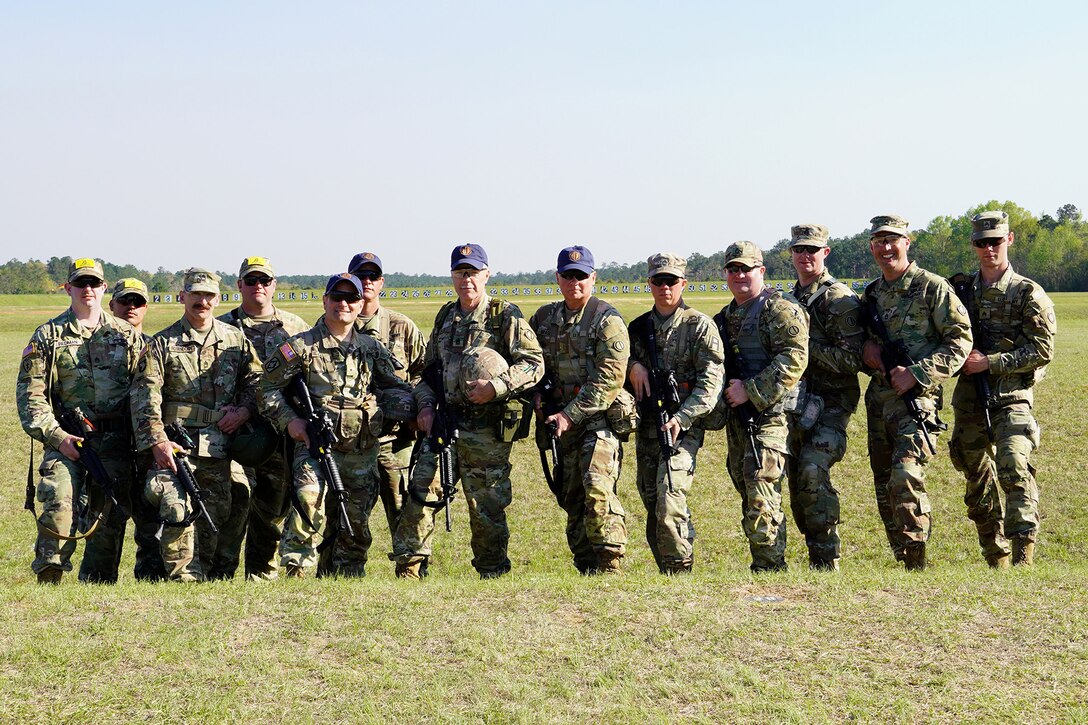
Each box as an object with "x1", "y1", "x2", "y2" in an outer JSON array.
[
  {"x1": 734, "y1": 289, "x2": 775, "y2": 379},
  {"x1": 796, "y1": 276, "x2": 840, "y2": 353},
  {"x1": 631, "y1": 304, "x2": 701, "y2": 388},
  {"x1": 541, "y1": 296, "x2": 604, "y2": 401},
  {"x1": 964, "y1": 271, "x2": 1048, "y2": 387}
]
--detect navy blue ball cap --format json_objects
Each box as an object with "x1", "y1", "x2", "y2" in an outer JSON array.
[
  {"x1": 450, "y1": 243, "x2": 489, "y2": 270},
  {"x1": 325, "y1": 272, "x2": 364, "y2": 296},
  {"x1": 557, "y1": 245, "x2": 595, "y2": 274},
  {"x1": 348, "y1": 251, "x2": 383, "y2": 274}
]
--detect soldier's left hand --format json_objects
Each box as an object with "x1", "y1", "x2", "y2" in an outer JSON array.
[
  {"x1": 962, "y1": 350, "x2": 990, "y2": 375},
  {"x1": 217, "y1": 405, "x2": 251, "y2": 434},
  {"x1": 889, "y1": 366, "x2": 919, "y2": 396},
  {"x1": 546, "y1": 410, "x2": 573, "y2": 436},
  {"x1": 661, "y1": 416, "x2": 682, "y2": 443},
  {"x1": 465, "y1": 379, "x2": 496, "y2": 404},
  {"x1": 725, "y1": 379, "x2": 750, "y2": 407},
  {"x1": 862, "y1": 340, "x2": 885, "y2": 373}
]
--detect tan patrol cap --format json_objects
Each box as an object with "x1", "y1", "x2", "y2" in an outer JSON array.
[
  {"x1": 68, "y1": 258, "x2": 106, "y2": 283},
  {"x1": 870, "y1": 215, "x2": 910, "y2": 238},
  {"x1": 971, "y1": 211, "x2": 1010, "y2": 241},
  {"x1": 647, "y1": 252, "x2": 686, "y2": 278},
  {"x1": 239, "y1": 256, "x2": 275, "y2": 278},
  {"x1": 790, "y1": 224, "x2": 830, "y2": 248},
  {"x1": 111, "y1": 278, "x2": 149, "y2": 302},
  {"x1": 724, "y1": 241, "x2": 764, "y2": 267},
  {"x1": 182, "y1": 268, "x2": 221, "y2": 294}
]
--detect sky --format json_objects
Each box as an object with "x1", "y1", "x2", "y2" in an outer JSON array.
[{"x1": 1, "y1": 1, "x2": 1085, "y2": 277}]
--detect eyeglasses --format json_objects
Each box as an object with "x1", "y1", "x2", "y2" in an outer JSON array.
[
  {"x1": 353, "y1": 270, "x2": 382, "y2": 282},
  {"x1": 559, "y1": 270, "x2": 589, "y2": 281},
  {"x1": 243, "y1": 276, "x2": 274, "y2": 287},
  {"x1": 972, "y1": 238, "x2": 1005, "y2": 249},
  {"x1": 453, "y1": 268, "x2": 484, "y2": 280},
  {"x1": 649, "y1": 275, "x2": 681, "y2": 287},
  {"x1": 115, "y1": 295, "x2": 146, "y2": 307},
  {"x1": 725, "y1": 265, "x2": 755, "y2": 275},
  {"x1": 71, "y1": 277, "x2": 105, "y2": 288},
  {"x1": 327, "y1": 291, "x2": 362, "y2": 303},
  {"x1": 791, "y1": 245, "x2": 821, "y2": 255}
]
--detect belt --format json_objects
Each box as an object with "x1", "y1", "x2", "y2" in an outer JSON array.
[{"x1": 163, "y1": 402, "x2": 223, "y2": 427}]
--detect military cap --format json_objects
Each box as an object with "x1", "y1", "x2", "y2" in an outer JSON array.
[
  {"x1": 647, "y1": 252, "x2": 686, "y2": 278},
  {"x1": 239, "y1": 256, "x2": 275, "y2": 278},
  {"x1": 182, "y1": 268, "x2": 220, "y2": 294},
  {"x1": 724, "y1": 241, "x2": 764, "y2": 268},
  {"x1": 324, "y1": 272, "x2": 364, "y2": 296},
  {"x1": 557, "y1": 245, "x2": 595, "y2": 274},
  {"x1": 67, "y1": 258, "x2": 106, "y2": 283},
  {"x1": 111, "y1": 277, "x2": 149, "y2": 302},
  {"x1": 790, "y1": 223, "x2": 830, "y2": 248},
  {"x1": 348, "y1": 251, "x2": 384, "y2": 275},
  {"x1": 971, "y1": 211, "x2": 1010, "y2": 241},
  {"x1": 451, "y1": 243, "x2": 489, "y2": 270},
  {"x1": 869, "y1": 215, "x2": 911, "y2": 238}
]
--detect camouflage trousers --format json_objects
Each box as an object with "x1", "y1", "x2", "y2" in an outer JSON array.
[
  {"x1": 727, "y1": 412, "x2": 788, "y2": 572},
  {"x1": 786, "y1": 405, "x2": 852, "y2": 567},
  {"x1": 374, "y1": 435, "x2": 413, "y2": 537},
  {"x1": 949, "y1": 401, "x2": 1041, "y2": 562},
  {"x1": 31, "y1": 438, "x2": 132, "y2": 583},
  {"x1": 866, "y1": 384, "x2": 940, "y2": 560},
  {"x1": 635, "y1": 426, "x2": 703, "y2": 572},
  {"x1": 281, "y1": 444, "x2": 379, "y2": 577},
  {"x1": 393, "y1": 427, "x2": 514, "y2": 577},
  {"x1": 144, "y1": 455, "x2": 238, "y2": 582},
  {"x1": 227, "y1": 445, "x2": 291, "y2": 580},
  {"x1": 130, "y1": 455, "x2": 167, "y2": 582},
  {"x1": 551, "y1": 425, "x2": 627, "y2": 573}
]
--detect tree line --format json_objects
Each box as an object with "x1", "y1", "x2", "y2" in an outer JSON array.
[{"x1": 1, "y1": 201, "x2": 1084, "y2": 294}]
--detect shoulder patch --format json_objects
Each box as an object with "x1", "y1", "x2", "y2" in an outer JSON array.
[
  {"x1": 279, "y1": 342, "x2": 297, "y2": 361},
  {"x1": 265, "y1": 355, "x2": 281, "y2": 372},
  {"x1": 787, "y1": 325, "x2": 801, "y2": 336},
  {"x1": 611, "y1": 340, "x2": 626, "y2": 352},
  {"x1": 22, "y1": 342, "x2": 36, "y2": 357}
]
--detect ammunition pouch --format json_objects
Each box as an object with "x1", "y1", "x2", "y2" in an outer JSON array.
[
  {"x1": 787, "y1": 381, "x2": 824, "y2": 432},
  {"x1": 497, "y1": 398, "x2": 532, "y2": 443},
  {"x1": 323, "y1": 394, "x2": 383, "y2": 453},
  {"x1": 605, "y1": 389, "x2": 640, "y2": 441}
]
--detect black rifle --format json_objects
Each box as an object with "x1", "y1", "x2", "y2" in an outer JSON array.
[
  {"x1": 532, "y1": 371, "x2": 564, "y2": 504},
  {"x1": 408, "y1": 360, "x2": 460, "y2": 532},
  {"x1": 641, "y1": 317, "x2": 680, "y2": 492},
  {"x1": 713, "y1": 312, "x2": 761, "y2": 470},
  {"x1": 163, "y1": 422, "x2": 218, "y2": 532},
  {"x1": 949, "y1": 272, "x2": 995, "y2": 442},
  {"x1": 56, "y1": 408, "x2": 127, "y2": 518},
  {"x1": 859, "y1": 294, "x2": 939, "y2": 455},
  {"x1": 284, "y1": 375, "x2": 355, "y2": 539}
]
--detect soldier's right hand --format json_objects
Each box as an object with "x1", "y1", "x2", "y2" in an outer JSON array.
[
  {"x1": 287, "y1": 418, "x2": 311, "y2": 448},
  {"x1": 416, "y1": 407, "x2": 434, "y2": 436},
  {"x1": 862, "y1": 340, "x2": 885, "y2": 374},
  {"x1": 151, "y1": 440, "x2": 178, "y2": 473},
  {"x1": 628, "y1": 362, "x2": 651, "y2": 401},
  {"x1": 58, "y1": 435, "x2": 83, "y2": 462}
]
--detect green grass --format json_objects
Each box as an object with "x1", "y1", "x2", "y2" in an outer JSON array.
[{"x1": 1, "y1": 292, "x2": 1086, "y2": 722}]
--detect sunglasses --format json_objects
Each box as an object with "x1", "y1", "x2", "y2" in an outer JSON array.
[
  {"x1": 243, "y1": 276, "x2": 274, "y2": 287},
  {"x1": 71, "y1": 277, "x2": 105, "y2": 289},
  {"x1": 115, "y1": 295, "x2": 146, "y2": 307},
  {"x1": 972, "y1": 239, "x2": 1005, "y2": 249},
  {"x1": 791, "y1": 245, "x2": 821, "y2": 255},
  {"x1": 650, "y1": 275, "x2": 681, "y2": 287},
  {"x1": 559, "y1": 270, "x2": 589, "y2": 281},
  {"x1": 353, "y1": 270, "x2": 382, "y2": 282},
  {"x1": 327, "y1": 291, "x2": 362, "y2": 303},
  {"x1": 725, "y1": 265, "x2": 755, "y2": 274}
]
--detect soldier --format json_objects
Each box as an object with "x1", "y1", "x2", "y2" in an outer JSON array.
[
  {"x1": 131, "y1": 268, "x2": 262, "y2": 582},
  {"x1": 715, "y1": 242, "x2": 808, "y2": 573},
  {"x1": 948, "y1": 211, "x2": 1055, "y2": 567},
  {"x1": 217, "y1": 257, "x2": 308, "y2": 580},
  {"x1": 260, "y1": 273, "x2": 414, "y2": 578},
  {"x1": 785, "y1": 226, "x2": 863, "y2": 570},
  {"x1": 107, "y1": 277, "x2": 167, "y2": 582},
  {"x1": 392, "y1": 243, "x2": 544, "y2": 579},
  {"x1": 529, "y1": 245, "x2": 630, "y2": 574},
  {"x1": 16, "y1": 258, "x2": 144, "y2": 584},
  {"x1": 862, "y1": 215, "x2": 972, "y2": 570},
  {"x1": 628, "y1": 253, "x2": 724, "y2": 574},
  {"x1": 346, "y1": 252, "x2": 426, "y2": 543}
]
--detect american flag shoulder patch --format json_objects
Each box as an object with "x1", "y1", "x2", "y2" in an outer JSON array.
[{"x1": 279, "y1": 342, "x2": 296, "y2": 361}]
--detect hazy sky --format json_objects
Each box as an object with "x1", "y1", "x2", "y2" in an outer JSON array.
[{"x1": 1, "y1": 2, "x2": 1085, "y2": 277}]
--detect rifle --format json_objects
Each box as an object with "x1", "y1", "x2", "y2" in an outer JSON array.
[
  {"x1": 532, "y1": 371, "x2": 564, "y2": 504},
  {"x1": 713, "y1": 312, "x2": 761, "y2": 470},
  {"x1": 641, "y1": 317, "x2": 680, "y2": 492},
  {"x1": 284, "y1": 375, "x2": 355, "y2": 539},
  {"x1": 949, "y1": 272, "x2": 995, "y2": 443},
  {"x1": 859, "y1": 293, "x2": 939, "y2": 455},
  {"x1": 163, "y1": 422, "x2": 218, "y2": 533},
  {"x1": 408, "y1": 360, "x2": 460, "y2": 531}
]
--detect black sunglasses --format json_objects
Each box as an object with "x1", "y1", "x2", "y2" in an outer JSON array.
[
  {"x1": 327, "y1": 291, "x2": 362, "y2": 303},
  {"x1": 791, "y1": 245, "x2": 821, "y2": 255},
  {"x1": 725, "y1": 265, "x2": 755, "y2": 274},
  {"x1": 972, "y1": 239, "x2": 1005, "y2": 249},
  {"x1": 71, "y1": 277, "x2": 105, "y2": 288},
  {"x1": 243, "y1": 276, "x2": 274, "y2": 287},
  {"x1": 649, "y1": 275, "x2": 681, "y2": 287},
  {"x1": 559, "y1": 270, "x2": 589, "y2": 281},
  {"x1": 115, "y1": 295, "x2": 146, "y2": 307},
  {"x1": 353, "y1": 270, "x2": 383, "y2": 282}
]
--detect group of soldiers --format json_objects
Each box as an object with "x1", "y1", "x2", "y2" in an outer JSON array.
[{"x1": 16, "y1": 210, "x2": 1056, "y2": 583}]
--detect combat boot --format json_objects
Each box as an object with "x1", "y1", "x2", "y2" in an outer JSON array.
[
  {"x1": 395, "y1": 561, "x2": 423, "y2": 580},
  {"x1": 809, "y1": 556, "x2": 840, "y2": 572},
  {"x1": 36, "y1": 567, "x2": 63, "y2": 585},
  {"x1": 662, "y1": 562, "x2": 693, "y2": 576},
  {"x1": 597, "y1": 551, "x2": 623, "y2": 575},
  {"x1": 283, "y1": 563, "x2": 305, "y2": 579},
  {"x1": 903, "y1": 544, "x2": 927, "y2": 571},
  {"x1": 1011, "y1": 539, "x2": 1035, "y2": 566},
  {"x1": 986, "y1": 553, "x2": 1011, "y2": 570}
]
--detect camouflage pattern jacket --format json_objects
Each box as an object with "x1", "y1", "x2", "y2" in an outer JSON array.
[
  {"x1": 355, "y1": 306, "x2": 427, "y2": 442},
  {"x1": 792, "y1": 270, "x2": 863, "y2": 411},
  {"x1": 865, "y1": 262, "x2": 973, "y2": 397},
  {"x1": 259, "y1": 317, "x2": 413, "y2": 452},
  {"x1": 629, "y1": 303, "x2": 725, "y2": 431},
  {"x1": 18, "y1": 309, "x2": 145, "y2": 450},
  {"x1": 131, "y1": 317, "x2": 262, "y2": 458},
  {"x1": 952, "y1": 265, "x2": 1055, "y2": 410},
  {"x1": 529, "y1": 296, "x2": 629, "y2": 427},
  {"x1": 218, "y1": 305, "x2": 309, "y2": 364}
]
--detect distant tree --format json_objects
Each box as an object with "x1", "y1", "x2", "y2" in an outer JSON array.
[{"x1": 1057, "y1": 204, "x2": 1081, "y2": 224}]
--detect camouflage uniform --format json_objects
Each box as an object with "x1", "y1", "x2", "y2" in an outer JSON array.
[
  {"x1": 864, "y1": 263, "x2": 972, "y2": 561},
  {"x1": 260, "y1": 317, "x2": 413, "y2": 576},
  {"x1": 131, "y1": 316, "x2": 262, "y2": 581},
  {"x1": 629, "y1": 303, "x2": 724, "y2": 573},
  {"x1": 218, "y1": 304, "x2": 309, "y2": 579},
  {"x1": 393, "y1": 294, "x2": 544, "y2": 577},
  {"x1": 787, "y1": 268, "x2": 863, "y2": 569},
  {"x1": 949, "y1": 264, "x2": 1055, "y2": 565},
  {"x1": 130, "y1": 331, "x2": 168, "y2": 582},
  {"x1": 717, "y1": 284, "x2": 808, "y2": 573},
  {"x1": 530, "y1": 296, "x2": 629, "y2": 573},
  {"x1": 17, "y1": 309, "x2": 144, "y2": 582}
]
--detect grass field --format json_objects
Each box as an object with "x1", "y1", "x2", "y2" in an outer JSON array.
[{"x1": 1, "y1": 291, "x2": 1086, "y2": 723}]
